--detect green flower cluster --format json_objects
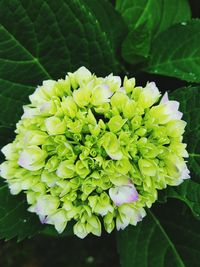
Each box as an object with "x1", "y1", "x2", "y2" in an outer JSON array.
[{"x1": 0, "y1": 67, "x2": 190, "y2": 238}]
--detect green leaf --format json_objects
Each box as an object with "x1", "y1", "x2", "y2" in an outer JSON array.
[
  {"x1": 116, "y1": 0, "x2": 191, "y2": 35},
  {"x1": 116, "y1": 0, "x2": 191, "y2": 64},
  {"x1": 145, "y1": 20, "x2": 200, "y2": 82},
  {"x1": 0, "y1": 182, "x2": 42, "y2": 241},
  {"x1": 160, "y1": 180, "x2": 200, "y2": 220},
  {"x1": 122, "y1": 22, "x2": 152, "y2": 64},
  {"x1": 117, "y1": 200, "x2": 200, "y2": 267},
  {"x1": 84, "y1": 0, "x2": 128, "y2": 52},
  {"x1": 159, "y1": 87, "x2": 200, "y2": 218},
  {"x1": 0, "y1": 0, "x2": 126, "y2": 128}
]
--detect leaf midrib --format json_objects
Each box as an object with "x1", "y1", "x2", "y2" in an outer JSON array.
[
  {"x1": 0, "y1": 78, "x2": 35, "y2": 90},
  {"x1": 0, "y1": 24, "x2": 52, "y2": 80},
  {"x1": 135, "y1": 1, "x2": 152, "y2": 28},
  {"x1": 149, "y1": 210, "x2": 185, "y2": 267},
  {"x1": 147, "y1": 56, "x2": 200, "y2": 70}
]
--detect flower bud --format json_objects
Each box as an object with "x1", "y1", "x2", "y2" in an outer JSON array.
[
  {"x1": 45, "y1": 116, "x2": 66, "y2": 135},
  {"x1": 18, "y1": 146, "x2": 47, "y2": 171},
  {"x1": 46, "y1": 209, "x2": 68, "y2": 233},
  {"x1": 56, "y1": 160, "x2": 75, "y2": 178}
]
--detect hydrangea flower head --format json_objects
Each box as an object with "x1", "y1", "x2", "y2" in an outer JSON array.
[{"x1": 0, "y1": 67, "x2": 190, "y2": 238}]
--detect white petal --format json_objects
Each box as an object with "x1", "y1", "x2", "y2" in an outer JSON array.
[
  {"x1": 22, "y1": 106, "x2": 38, "y2": 119},
  {"x1": 107, "y1": 74, "x2": 122, "y2": 88},
  {"x1": 46, "y1": 210, "x2": 67, "y2": 233},
  {"x1": 0, "y1": 162, "x2": 10, "y2": 178},
  {"x1": 75, "y1": 66, "x2": 92, "y2": 84},
  {"x1": 108, "y1": 150, "x2": 123, "y2": 160},
  {"x1": 116, "y1": 215, "x2": 129, "y2": 230},
  {"x1": 43, "y1": 80, "x2": 56, "y2": 93},
  {"x1": 1, "y1": 144, "x2": 13, "y2": 159},
  {"x1": 73, "y1": 222, "x2": 88, "y2": 239},
  {"x1": 9, "y1": 182, "x2": 22, "y2": 195}
]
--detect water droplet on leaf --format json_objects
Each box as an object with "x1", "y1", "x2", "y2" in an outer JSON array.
[{"x1": 181, "y1": 22, "x2": 187, "y2": 26}]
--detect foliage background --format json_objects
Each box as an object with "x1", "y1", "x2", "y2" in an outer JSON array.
[{"x1": 0, "y1": 0, "x2": 200, "y2": 266}]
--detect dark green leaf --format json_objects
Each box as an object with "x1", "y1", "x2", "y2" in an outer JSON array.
[
  {"x1": 84, "y1": 0, "x2": 128, "y2": 52},
  {"x1": 0, "y1": 182, "x2": 42, "y2": 241},
  {"x1": 116, "y1": 0, "x2": 191, "y2": 35},
  {"x1": 0, "y1": 0, "x2": 126, "y2": 128},
  {"x1": 122, "y1": 22, "x2": 151, "y2": 64},
  {"x1": 145, "y1": 20, "x2": 200, "y2": 82},
  {"x1": 159, "y1": 180, "x2": 200, "y2": 220},
  {"x1": 117, "y1": 200, "x2": 200, "y2": 267},
  {"x1": 116, "y1": 0, "x2": 191, "y2": 64}
]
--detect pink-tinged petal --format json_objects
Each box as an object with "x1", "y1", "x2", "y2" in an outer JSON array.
[
  {"x1": 169, "y1": 100, "x2": 180, "y2": 111},
  {"x1": 166, "y1": 106, "x2": 182, "y2": 120},
  {"x1": 102, "y1": 84, "x2": 113, "y2": 98},
  {"x1": 116, "y1": 205, "x2": 146, "y2": 230},
  {"x1": 39, "y1": 214, "x2": 48, "y2": 224},
  {"x1": 18, "y1": 152, "x2": 29, "y2": 169},
  {"x1": 180, "y1": 166, "x2": 190, "y2": 180},
  {"x1": 136, "y1": 208, "x2": 146, "y2": 222},
  {"x1": 176, "y1": 111, "x2": 183, "y2": 120},
  {"x1": 167, "y1": 103, "x2": 183, "y2": 120},
  {"x1": 160, "y1": 92, "x2": 183, "y2": 120},
  {"x1": 109, "y1": 184, "x2": 138, "y2": 206},
  {"x1": 160, "y1": 92, "x2": 169, "y2": 104},
  {"x1": 35, "y1": 202, "x2": 42, "y2": 214},
  {"x1": 146, "y1": 82, "x2": 159, "y2": 94}
]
